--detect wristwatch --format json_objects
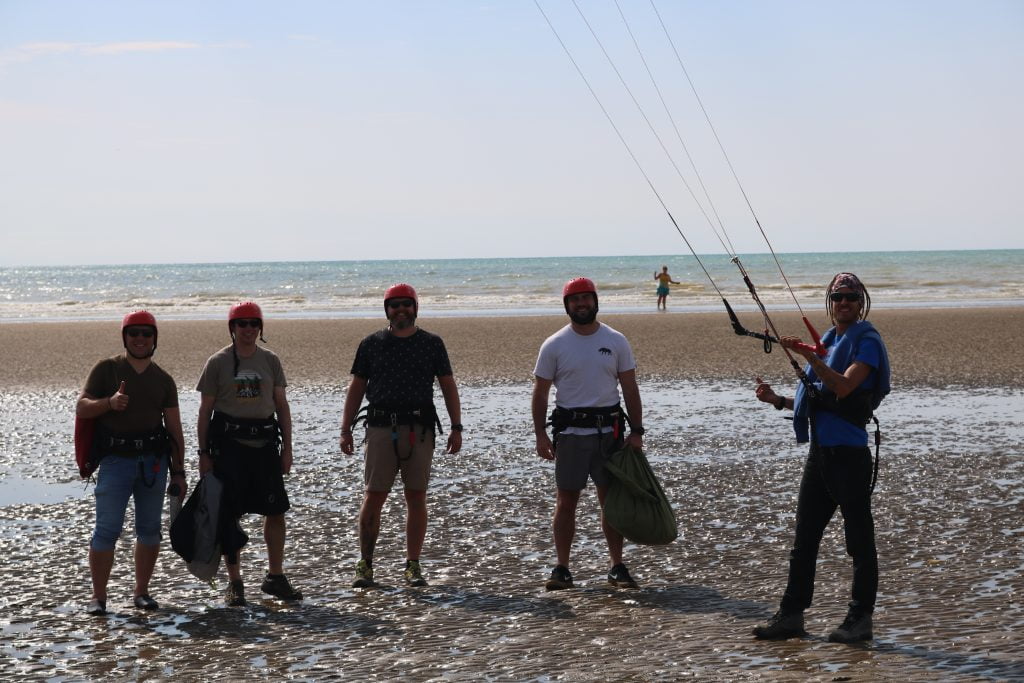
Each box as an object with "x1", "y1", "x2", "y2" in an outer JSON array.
[
  {"x1": 197, "y1": 448, "x2": 210, "y2": 456},
  {"x1": 451, "y1": 423, "x2": 464, "y2": 432},
  {"x1": 774, "y1": 396, "x2": 786, "y2": 410},
  {"x1": 631, "y1": 426, "x2": 646, "y2": 436}
]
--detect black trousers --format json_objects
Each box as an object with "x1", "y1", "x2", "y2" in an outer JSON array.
[{"x1": 780, "y1": 443, "x2": 877, "y2": 615}]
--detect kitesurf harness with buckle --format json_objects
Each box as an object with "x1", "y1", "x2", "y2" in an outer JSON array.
[
  {"x1": 95, "y1": 424, "x2": 171, "y2": 488},
  {"x1": 807, "y1": 390, "x2": 882, "y2": 494},
  {"x1": 353, "y1": 403, "x2": 442, "y2": 460},
  {"x1": 546, "y1": 403, "x2": 630, "y2": 450},
  {"x1": 207, "y1": 412, "x2": 281, "y2": 455}
]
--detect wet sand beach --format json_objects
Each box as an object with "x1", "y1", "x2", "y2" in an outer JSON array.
[{"x1": 1, "y1": 307, "x2": 1022, "y2": 681}]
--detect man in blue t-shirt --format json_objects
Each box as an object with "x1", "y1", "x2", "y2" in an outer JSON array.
[{"x1": 752, "y1": 272, "x2": 891, "y2": 644}]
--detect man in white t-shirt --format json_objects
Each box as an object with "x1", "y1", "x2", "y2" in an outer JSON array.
[{"x1": 532, "y1": 277, "x2": 645, "y2": 590}]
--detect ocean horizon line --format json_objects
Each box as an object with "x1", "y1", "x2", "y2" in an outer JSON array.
[{"x1": 2, "y1": 246, "x2": 1021, "y2": 270}]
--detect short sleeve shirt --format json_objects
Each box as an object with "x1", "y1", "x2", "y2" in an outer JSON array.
[
  {"x1": 351, "y1": 328, "x2": 453, "y2": 408},
  {"x1": 533, "y1": 323, "x2": 636, "y2": 408},
  {"x1": 814, "y1": 335, "x2": 881, "y2": 447},
  {"x1": 83, "y1": 355, "x2": 178, "y2": 434},
  {"x1": 196, "y1": 345, "x2": 286, "y2": 419}
]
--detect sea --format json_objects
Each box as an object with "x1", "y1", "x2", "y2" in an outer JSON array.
[{"x1": 1, "y1": 249, "x2": 1021, "y2": 322}]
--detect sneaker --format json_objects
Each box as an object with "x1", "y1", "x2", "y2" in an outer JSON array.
[
  {"x1": 352, "y1": 559, "x2": 375, "y2": 588},
  {"x1": 225, "y1": 579, "x2": 246, "y2": 607},
  {"x1": 86, "y1": 598, "x2": 107, "y2": 616},
  {"x1": 404, "y1": 560, "x2": 428, "y2": 587},
  {"x1": 607, "y1": 563, "x2": 639, "y2": 589},
  {"x1": 261, "y1": 573, "x2": 303, "y2": 601},
  {"x1": 828, "y1": 612, "x2": 873, "y2": 643},
  {"x1": 545, "y1": 564, "x2": 573, "y2": 591},
  {"x1": 752, "y1": 611, "x2": 806, "y2": 640},
  {"x1": 132, "y1": 594, "x2": 159, "y2": 610}
]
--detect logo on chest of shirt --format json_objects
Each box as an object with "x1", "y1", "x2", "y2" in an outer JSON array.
[
  {"x1": 598, "y1": 347, "x2": 612, "y2": 356},
  {"x1": 234, "y1": 370, "x2": 262, "y2": 400}
]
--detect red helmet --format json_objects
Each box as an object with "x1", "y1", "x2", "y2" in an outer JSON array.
[
  {"x1": 384, "y1": 283, "x2": 418, "y2": 312},
  {"x1": 229, "y1": 301, "x2": 263, "y2": 322},
  {"x1": 121, "y1": 310, "x2": 158, "y2": 351},
  {"x1": 562, "y1": 277, "x2": 597, "y2": 299}
]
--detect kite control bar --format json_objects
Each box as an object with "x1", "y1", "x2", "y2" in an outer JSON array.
[{"x1": 723, "y1": 299, "x2": 826, "y2": 357}]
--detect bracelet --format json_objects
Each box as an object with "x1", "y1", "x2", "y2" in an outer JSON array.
[
  {"x1": 774, "y1": 396, "x2": 786, "y2": 410},
  {"x1": 170, "y1": 469, "x2": 186, "y2": 476},
  {"x1": 451, "y1": 423, "x2": 464, "y2": 432},
  {"x1": 197, "y1": 448, "x2": 210, "y2": 456},
  {"x1": 341, "y1": 429, "x2": 352, "y2": 436},
  {"x1": 631, "y1": 426, "x2": 645, "y2": 436}
]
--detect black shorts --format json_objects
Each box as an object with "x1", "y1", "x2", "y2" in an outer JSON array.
[{"x1": 213, "y1": 439, "x2": 290, "y2": 517}]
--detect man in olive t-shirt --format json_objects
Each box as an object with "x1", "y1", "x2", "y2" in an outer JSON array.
[{"x1": 196, "y1": 302, "x2": 302, "y2": 606}]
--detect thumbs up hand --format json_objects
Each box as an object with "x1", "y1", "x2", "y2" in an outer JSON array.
[{"x1": 109, "y1": 380, "x2": 129, "y2": 411}]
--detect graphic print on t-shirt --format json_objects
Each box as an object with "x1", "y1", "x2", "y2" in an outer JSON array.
[{"x1": 234, "y1": 370, "x2": 262, "y2": 400}]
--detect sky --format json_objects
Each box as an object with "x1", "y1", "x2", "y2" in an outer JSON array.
[{"x1": 1, "y1": 0, "x2": 1022, "y2": 266}]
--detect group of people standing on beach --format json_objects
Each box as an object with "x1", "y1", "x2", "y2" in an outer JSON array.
[{"x1": 77, "y1": 271, "x2": 889, "y2": 645}]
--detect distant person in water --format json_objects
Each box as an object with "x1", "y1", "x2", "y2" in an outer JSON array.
[
  {"x1": 751, "y1": 273, "x2": 891, "y2": 644},
  {"x1": 653, "y1": 266, "x2": 679, "y2": 310}
]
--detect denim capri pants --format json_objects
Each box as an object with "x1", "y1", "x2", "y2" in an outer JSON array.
[{"x1": 90, "y1": 451, "x2": 167, "y2": 551}]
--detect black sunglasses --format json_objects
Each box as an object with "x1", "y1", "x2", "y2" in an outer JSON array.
[
  {"x1": 233, "y1": 319, "x2": 261, "y2": 328},
  {"x1": 125, "y1": 327, "x2": 154, "y2": 338},
  {"x1": 387, "y1": 299, "x2": 415, "y2": 309},
  {"x1": 830, "y1": 292, "x2": 861, "y2": 303}
]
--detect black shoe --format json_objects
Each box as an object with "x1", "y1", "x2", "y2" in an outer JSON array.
[
  {"x1": 132, "y1": 594, "x2": 159, "y2": 610},
  {"x1": 261, "y1": 573, "x2": 303, "y2": 601},
  {"x1": 828, "y1": 612, "x2": 873, "y2": 643},
  {"x1": 545, "y1": 565, "x2": 573, "y2": 591},
  {"x1": 752, "y1": 611, "x2": 806, "y2": 640},
  {"x1": 225, "y1": 579, "x2": 246, "y2": 607},
  {"x1": 86, "y1": 598, "x2": 107, "y2": 616},
  {"x1": 607, "y1": 563, "x2": 639, "y2": 589}
]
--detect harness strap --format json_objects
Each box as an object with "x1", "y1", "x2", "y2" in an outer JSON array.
[
  {"x1": 354, "y1": 404, "x2": 441, "y2": 461},
  {"x1": 547, "y1": 404, "x2": 628, "y2": 449}
]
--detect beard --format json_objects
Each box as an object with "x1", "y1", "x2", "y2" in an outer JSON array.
[
  {"x1": 388, "y1": 312, "x2": 417, "y2": 330},
  {"x1": 568, "y1": 307, "x2": 597, "y2": 325},
  {"x1": 126, "y1": 346, "x2": 155, "y2": 359}
]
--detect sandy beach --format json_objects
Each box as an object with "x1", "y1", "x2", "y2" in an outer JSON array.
[
  {"x1": 3, "y1": 307, "x2": 1023, "y2": 390},
  {"x1": 1, "y1": 307, "x2": 1022, "y2": 681}
]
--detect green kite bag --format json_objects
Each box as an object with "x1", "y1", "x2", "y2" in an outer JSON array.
[{"x1": 603, "y1": 445, "x2": 678, "y2": 545}]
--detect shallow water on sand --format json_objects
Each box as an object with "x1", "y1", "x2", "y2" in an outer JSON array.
[{"x1": 1, "y1": 382, "x2": 1022, "y2": 681}]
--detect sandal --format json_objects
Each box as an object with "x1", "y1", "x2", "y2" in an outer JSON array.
[{"x1": 87, "y1": 598, "x2": 107, "y2": 616}]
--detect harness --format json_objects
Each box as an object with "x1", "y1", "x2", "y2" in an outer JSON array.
[
  {"x1": 546, "y1": 404, "x2": 628, "y2": 449},
  {"x1": 353, "y1": 403, "x2": 442, "y2": 460},
  {"x1": 207, "y1": 412, "x2": 281, "y2": 455},
  {"x1": 96, "y1": 424, "x2": 170, "y2": 488},
  {"x1": 807, "y1": 391, "x2": 882, "y2": 495}
]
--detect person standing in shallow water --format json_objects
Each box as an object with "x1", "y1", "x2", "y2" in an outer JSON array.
[
  {"x1": 653, "y1": 266, "x2": 679, "y2": 310},
  {"x1": 196, "y1": 302, "x2": 303, "y2": 606},
  {"x1": 532, "y1": 277, "x2": 646, "y2": 591},
  {"x1": 339, "y1": 283, "x2": 463, "y2": 589},
  {"x1": 79, "y1": 311, "x2": 186, "y2": 616},
  {"x1": 751, "y1": 273, "x2": 891, "y2": 643}
]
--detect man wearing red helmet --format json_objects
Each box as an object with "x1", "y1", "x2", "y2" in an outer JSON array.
[
  {"x1": 77, "y1": 311, "x2": 186, "y2": 616},
  {"x1": 339, "y1": 283, "x2": 463, "y2": 588},
  {"x1": 196, "y1": 301, "x2": 302, "y2": 606},
  {"x1": 532, "y1": 277, "x2": 646, "y2": 590}
]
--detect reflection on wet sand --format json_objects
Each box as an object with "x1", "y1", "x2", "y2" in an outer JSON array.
[{"x1": 1, "y1": 382, "x2": 1022, "y2": 680}]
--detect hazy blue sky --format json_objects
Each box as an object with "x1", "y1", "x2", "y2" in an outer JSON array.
[{"x1": 2, "y1": 1, "x2": 1021, "y2": 266}]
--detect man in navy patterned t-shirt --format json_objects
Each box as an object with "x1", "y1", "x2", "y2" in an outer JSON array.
[{"x1": 340, "y1": 283, "x2": 463, "y2": 588}]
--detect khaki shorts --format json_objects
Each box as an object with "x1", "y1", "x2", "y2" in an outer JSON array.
[{"x1": 363, "y1": 425, "x2": 435, "y2": 492}]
